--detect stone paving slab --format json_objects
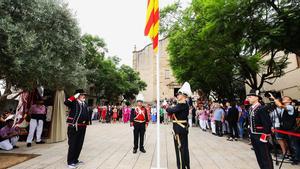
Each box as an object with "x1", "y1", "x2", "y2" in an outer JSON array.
[{"x1": 0, "y1": 121, "x2": 298, "y2": 169}]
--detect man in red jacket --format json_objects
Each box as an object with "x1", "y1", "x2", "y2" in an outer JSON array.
[{"x1": 130, "y1": 93, "x2": 149, "y2": 154}]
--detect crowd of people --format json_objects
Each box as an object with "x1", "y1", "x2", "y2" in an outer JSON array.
[
  {"x1": 89, "y1": 101, "x2": 172, "y2": 125},
  {"x1": 175, "y1": 93, "x2": 300, "y2": 167}
]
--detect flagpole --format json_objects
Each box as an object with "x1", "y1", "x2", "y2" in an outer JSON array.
[
  {"x1": 144, "y1": 0, "x2": 160, "y2": 167},
  {"x1": 156, "y1": 40, "x2": 160, "y2": 169}
]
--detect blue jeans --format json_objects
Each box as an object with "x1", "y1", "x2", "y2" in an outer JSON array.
[{"x1": 237, "y1": 122, "x2": 244, "y2": 138}]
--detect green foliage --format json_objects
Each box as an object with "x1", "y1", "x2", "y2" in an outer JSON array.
[
  {"x1": 81, "y1": 34, "x2": 146, "y2": 103},
  {"x1": 161, "y1": 0, "x2": 295, "y2": 99},
  {"x1": 119, "y1": 65, "x2": 147, "y2": 100},
  {"x1": 0, "y1": 0, "x2": 86, "y2": 94}
]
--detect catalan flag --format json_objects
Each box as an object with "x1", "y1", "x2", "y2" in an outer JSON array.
[{"x1": 144, "y1": 0, "x2": 159, "y2": 53}]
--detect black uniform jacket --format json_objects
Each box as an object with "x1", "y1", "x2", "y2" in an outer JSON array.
[
  {"x1": 250, "y1": 105, "x2": 272, "y2": 135},
  {"x1": 64, "y1": 99, "x2": 91, "y2": 126},
  {"x1": 166, "y1": 102, "x2": 189, "y2": 134}
]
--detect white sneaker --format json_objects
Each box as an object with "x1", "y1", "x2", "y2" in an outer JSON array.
[{"x1": 68, "y1": 164, "x2": 77, "y2": 168}]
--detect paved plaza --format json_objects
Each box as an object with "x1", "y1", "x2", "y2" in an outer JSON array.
[{"x1": 1, "y1": 122, "x2": 298, "y2": 169}]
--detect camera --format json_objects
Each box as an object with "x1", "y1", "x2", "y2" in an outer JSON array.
[
  {"x1": 263, "y1": 91, "x2": 281, "y2": 112},
  {"x1": 264, "y1": 90, "x2": 281, "y2": 100}
]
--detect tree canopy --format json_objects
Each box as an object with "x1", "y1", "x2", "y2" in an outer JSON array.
[
  {"x1": 0, "y1": 0, "x2": 146, "y2": 103},
  {"x1": 80, "y1": 34, "x2": 147, "y2": 103},
  {"x1": 0, "y1": 0, "x2": 86, "y2": 97},
  {"x1": 161, "y1": 0, "x2": 299, "y2": 100}
]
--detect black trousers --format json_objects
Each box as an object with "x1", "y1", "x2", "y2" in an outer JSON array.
[
  {"x1": 67, "y1": 126, "x2": 86, "y2": 165},
  {"x1": 215, "y1": 120, "x2": 223, "y2": 136},
  {"x1": 250, "y1": 134, "x2": 274, "y2": 169},
  {"x1": 229, "y1": 122, "x2": 239, "y2": 138},
  {"x1": 174, "y1": 132, "x2": 190, "y2": 169},
  {"x1": 133, "y1": 123, "x2": 146, "y2": 150}
]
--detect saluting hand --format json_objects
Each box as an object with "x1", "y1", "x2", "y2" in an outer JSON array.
[{"x1": 74, "y1": 93, "x2": 80, "y2": 99}]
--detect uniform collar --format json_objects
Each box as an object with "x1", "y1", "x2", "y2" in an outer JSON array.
[
  {"x1": 77, "y1": 100, "x2": 85, "y2": 105},
  {"x1": 251, "y1": 102, "x2": 261, "y2": 111}
]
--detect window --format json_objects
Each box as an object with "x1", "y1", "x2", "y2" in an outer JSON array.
[{"x1": 165, "y1": 70, "x2": 170, "y2": 79}]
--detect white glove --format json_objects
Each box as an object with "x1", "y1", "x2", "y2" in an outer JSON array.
[{"x1": 74, "y1": 93, "x2": 80, "y2": 99}]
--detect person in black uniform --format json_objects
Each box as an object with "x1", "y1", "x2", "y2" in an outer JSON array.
[
  {"x1": 165, "y1": 82, "x2": 192, "y2": 169},
  {"x1": 247, "y1": 89, "x2": 274, "y2": 169},
  {"x1": 64, "y1": 89, "x2": 92, "y2": 169},
  {"x1": 130, "y1": 93, "x2": 149, "y2": 154}
]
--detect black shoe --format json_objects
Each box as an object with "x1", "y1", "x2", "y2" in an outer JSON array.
[
  {"x1": 13, "y1": 146, "x2": 19, "y2": 149},
  {"x1": 27, "y1": 143, "x2": 32, "y2": 147},
  {"x1": 140, "y1": 149, "x2": 146, "y2": 153},
  {"x1": 133, "y1": 149, "x2": 137, "y2": 154},
  {"x1": 36, "y1": 141, "x2": 45, "y2": 144}
]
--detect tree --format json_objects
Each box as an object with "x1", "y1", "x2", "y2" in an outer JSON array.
[
  {"x1": 119, "y1": 65, "x2": 147, "y2": 100},
  {"x1": 161, "y1": 0, "x2": 295, "y2": 100},
  {"x1": 194, "y1": 0, "x2": 289, "y2": 90},
  {"x1": 81, "y1": 34, "x2": 146, "y2": 103},
  {"x1": 81, "y1": 34, "x2": 107, "y2": 84},
  {"x1": 0, "y1": 0, "x2": 86, "y2": 101}
]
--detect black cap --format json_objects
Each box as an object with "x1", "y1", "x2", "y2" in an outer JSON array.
[
  {"x1": 247, "y1": 89, "x2": 262, "y2": 99},
  {"x1": 75, "y1": 89, "x2": 87, "y2": 95}
]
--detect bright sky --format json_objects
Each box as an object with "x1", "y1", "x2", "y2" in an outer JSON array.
[{"x1": 66, "y1": 0, "x2": 191, "y2": 67}]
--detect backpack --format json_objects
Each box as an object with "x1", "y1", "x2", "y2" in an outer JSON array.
[
  {"x1": 278, "y1": 106, "x2": 298, "y2": 131},
  {"x1": 293, "y1": 107, "x2": 300, "y2": 132}
]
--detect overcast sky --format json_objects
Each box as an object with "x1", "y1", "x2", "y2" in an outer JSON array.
[{"x1": 66, "y1": 0, "x2": 191, "y2": 67}]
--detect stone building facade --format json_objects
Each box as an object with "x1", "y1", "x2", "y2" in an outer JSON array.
[{"x1": 132, "y1": 38, "x2": 180, "y2": 102}]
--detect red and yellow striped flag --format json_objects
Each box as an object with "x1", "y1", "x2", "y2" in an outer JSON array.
[{"x1": 144, "y1": 0, "x2": 159, "y2": 53}]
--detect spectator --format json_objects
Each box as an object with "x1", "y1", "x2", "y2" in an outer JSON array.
[
  {"x1": 226, "y1": 102, "x2": 239, "y2": 141},
  {"x1": 112, "y1": 106, "x2": 118, "y2": 123},
  {"x1": 92, "y1": 106, "x2": 98, "y2": 120},
  {"x1": 118, "y1": 105, "x2": 123, "y2": 122},
  {"x1": 151, "y1": 106, "x2": 157, "y2": 123},
  {"x1": 192, "y1": 105, "x2": 196, "y2": 127},
  {"x1": 238, "y1": 105, "x2": 249, "y2": 139},
  {"x1": 213, "y1": 103, "x2": 225, "y2": 137},
  {"x1": 101, "y1": 106, "x2": 107, "y2": 123},
  {"x1": 223, "y1": 103, "x2": 229, "y2": 135},
  {"x1": 160, "y1": 107, "x2": 164, "y2": 124},
  {"x1": 0, "y1": 115, "x2": 20, "y2": 151},
  {"x1": 269, "y1": 94, "x2": 296, "y2": 159},
  {"x1": 291, "y1": 101, "x2": 300, "y2": 165},
  {"x1": 26, "y1": 100, "x2": 47, "y2": 147},
  {"x1": 198, "y1": 105, "x2": 209, "y2": 131}
]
